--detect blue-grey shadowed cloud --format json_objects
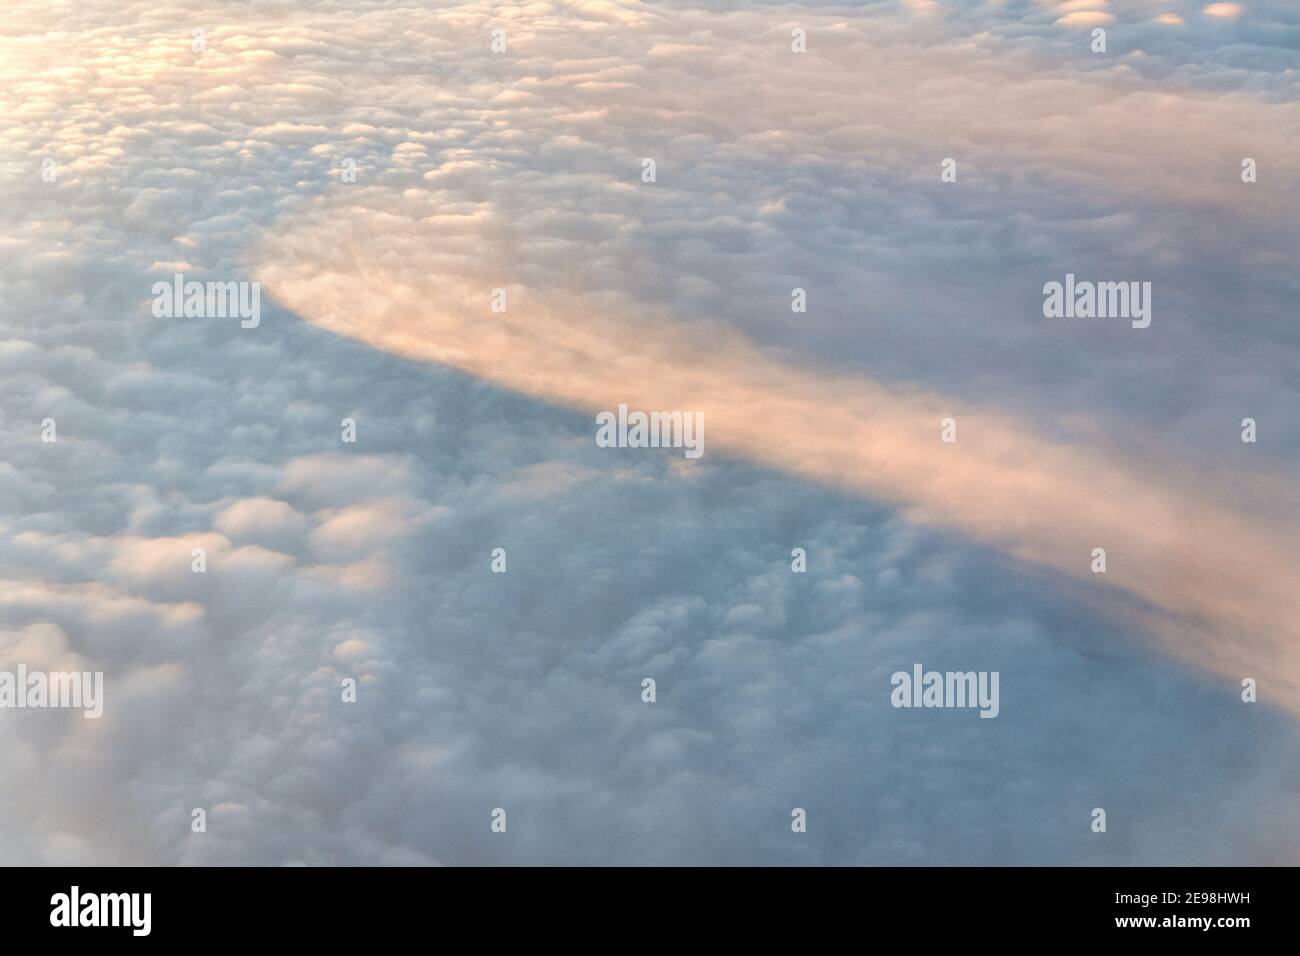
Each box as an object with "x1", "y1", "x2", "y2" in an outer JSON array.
[{"x1": 1, "y1": 0, "x2": 1297, "y2": 865}]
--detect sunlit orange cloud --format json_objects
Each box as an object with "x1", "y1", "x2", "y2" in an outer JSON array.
[{"x1": 257, "y1": 202, "x2": 1300, "y2": 713}]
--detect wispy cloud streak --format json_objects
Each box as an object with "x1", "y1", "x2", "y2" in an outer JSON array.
[{"x1": 260, "y1": 203, "x2": 1300, "y2": 712}]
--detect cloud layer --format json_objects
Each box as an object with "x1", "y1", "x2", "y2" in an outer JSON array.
[{"x1": 1, "y1": 0, "x2": 1297, "y2": 864}]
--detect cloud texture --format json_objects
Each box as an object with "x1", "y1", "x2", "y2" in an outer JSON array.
[{"x1": 0, "y1": 0, "x2": 1297, "y2": 864}]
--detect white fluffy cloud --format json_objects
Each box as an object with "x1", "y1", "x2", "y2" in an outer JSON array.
[{"x1": 0, "y1": 0, "x2": 1297, "y2": 865}]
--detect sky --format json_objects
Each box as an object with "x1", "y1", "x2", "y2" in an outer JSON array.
[{"x1": 0, "y1": 0, "x2": 1297, "y2": 865}]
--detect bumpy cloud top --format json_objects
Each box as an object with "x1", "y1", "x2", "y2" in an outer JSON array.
[{"x1": 0, "y1": 0, "x2": 1297, "y2": 864}]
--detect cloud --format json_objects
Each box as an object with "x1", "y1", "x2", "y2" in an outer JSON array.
[
  {"x1": 1, "y1": 0, "x2": 1297, "y2": 866},
  {"x1": 1203, "y1": 3, "x2": 1243, "y2": 19},
  {"x1": 1056, "y1": 12, "x2": 1115, "y2": 28},
  {"x1": 260, "y1": 198, "x2": 1300, "y2": 715},
  {"x1": 213, "y1": 497, "x2": 309, "y2": 551}
]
